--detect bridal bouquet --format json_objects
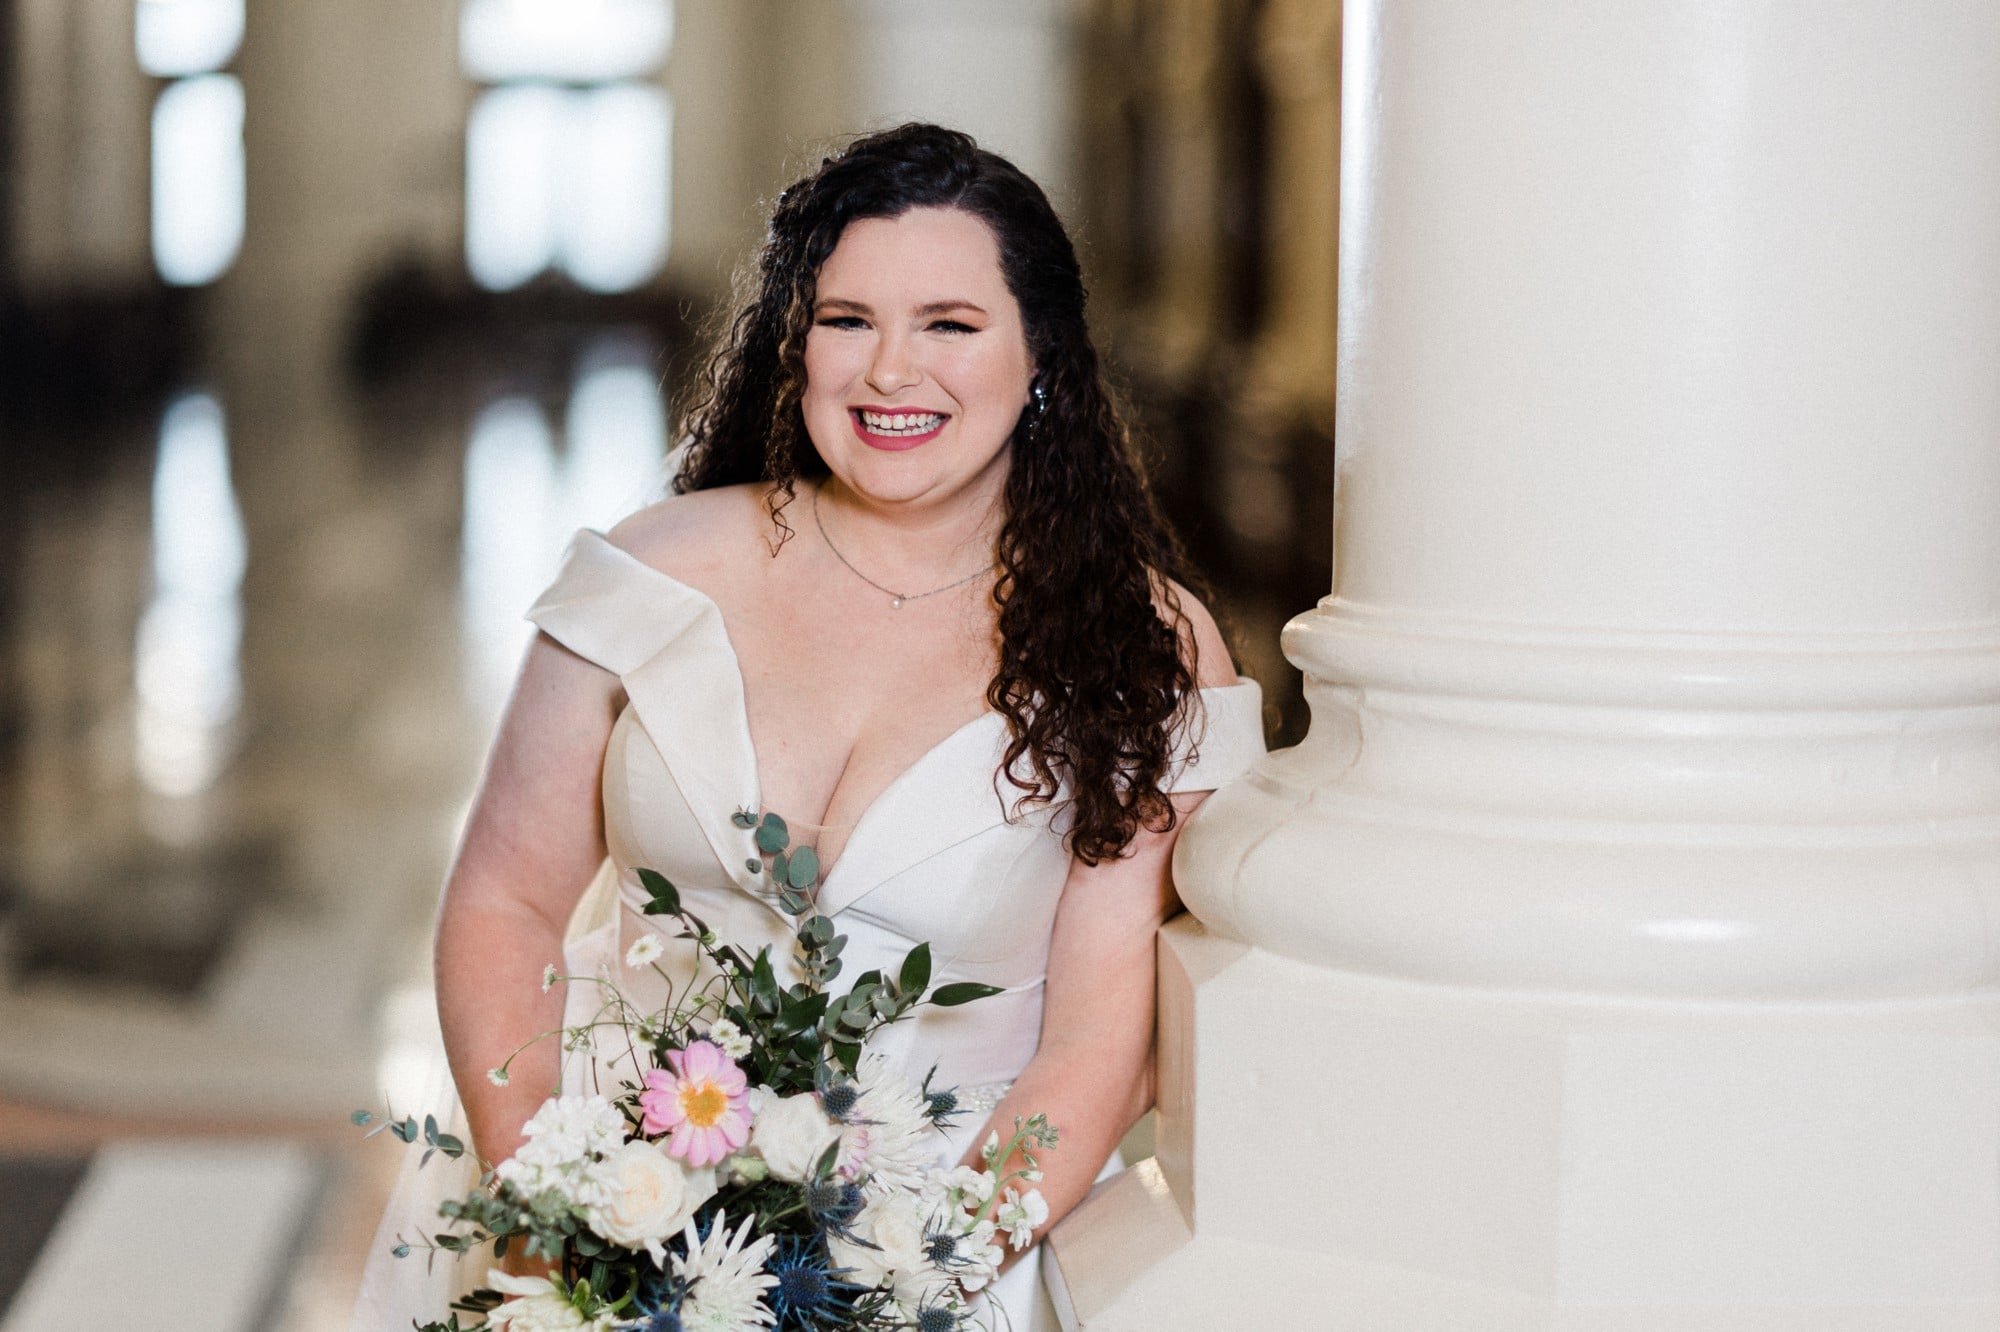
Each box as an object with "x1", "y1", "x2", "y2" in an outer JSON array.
[{"x1": 358, "y1": 811, "x2": 1054, "y2": 1332}]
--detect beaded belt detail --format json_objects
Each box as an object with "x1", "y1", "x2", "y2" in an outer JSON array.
[{"x1": 950, "y1": 1080, "x2": 1013, "y2": 1115}]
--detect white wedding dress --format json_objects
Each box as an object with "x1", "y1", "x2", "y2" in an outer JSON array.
[{"x1": 352, "y1": 528, "x2": 1265, "y2": 1331}]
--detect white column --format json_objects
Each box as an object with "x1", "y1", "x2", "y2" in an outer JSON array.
[{"x1": 1047, "y1": 3, "x2": 2000, "y2": 1328}]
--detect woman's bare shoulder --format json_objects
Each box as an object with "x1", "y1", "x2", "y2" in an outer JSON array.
[
  {"x1": 604, "y1": 484, "x2": 774, "y2": 585},
  {"x1": 1155, "y1": 577, "x2": 1237, "y2": 689}
]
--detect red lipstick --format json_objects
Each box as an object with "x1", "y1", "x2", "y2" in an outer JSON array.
[{"x1": 850, "y1": 407, "x2": 948, "y2": 452}]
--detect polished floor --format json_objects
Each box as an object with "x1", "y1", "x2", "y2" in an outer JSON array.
[
  {"x1": 0, "y1": 327, "x2": 684, "y2": 1327},
  {"x1": 0, "y1": 327, "x2": 1299, "y2": 1329}
]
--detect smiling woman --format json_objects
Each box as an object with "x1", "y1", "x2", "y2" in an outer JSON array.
[{"x1": 353, "y1": 123, "x2": 1266, "y2": 1332}]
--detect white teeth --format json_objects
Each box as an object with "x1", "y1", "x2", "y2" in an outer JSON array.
[{"x1": 859, "y1": 411, "x2": 945, "y2": 435}]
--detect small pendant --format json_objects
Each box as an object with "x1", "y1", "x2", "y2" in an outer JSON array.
[{"x1": 890, "y1": 596, "x2": 905, "y2": 610}]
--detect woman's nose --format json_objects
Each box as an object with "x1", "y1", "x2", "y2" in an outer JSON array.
[{"x1": 865, "y1": 331, "x2": 920, "y2": 396}]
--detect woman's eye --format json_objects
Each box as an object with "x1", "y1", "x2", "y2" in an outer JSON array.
[
  {"x1": 930, "y1": 320, "x2": 977, "y2": 334},
  {"x1": 815, "y1": 315, "x2": 866, "y2": 330}
]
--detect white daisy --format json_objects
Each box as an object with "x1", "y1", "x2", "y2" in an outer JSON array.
[
  {"x1": 625, "y1": 934, "x2": 665, "y2": 968},
  {"x1": 706, "y1": 1017, "x2": 754, "y2": 1060},
  {"x1": 673, "y1": 1210, "x2": 777, "y2": 1331}
]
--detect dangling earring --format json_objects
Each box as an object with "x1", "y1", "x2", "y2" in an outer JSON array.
[{"x1": 1029, "y1": 381, "x2": 1050, "y2": 427}]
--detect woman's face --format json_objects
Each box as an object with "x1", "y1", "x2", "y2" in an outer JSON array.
[{"x1": 801, "y1": 206, "x2": 1035, "y2": 512}]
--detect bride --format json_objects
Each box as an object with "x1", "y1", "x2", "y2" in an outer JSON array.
[{"x1": 353, "y1": 122, "x2": 1264, "y2": 1330}]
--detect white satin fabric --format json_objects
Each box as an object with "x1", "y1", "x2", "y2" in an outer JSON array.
[{"x1": 351, "y1": 528, "x2": 1266, "y2": 1331}]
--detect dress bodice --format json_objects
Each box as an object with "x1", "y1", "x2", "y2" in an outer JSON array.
[{"x1": 525, "y1": 527, "x2": 1267, "y2": 1091}]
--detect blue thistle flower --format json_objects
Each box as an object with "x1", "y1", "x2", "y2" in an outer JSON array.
[
  {"x1": 924, "y1": 1230, "x2": 961, "y2": 1268},
  {"x1": 913, "y1": 1303, "x2": 963, "y2": 1332},
  {"x1": 818, "y1": 1080, "x2": 860, "y2": 1120},
  {"x1": 765, "y1": 1235, "x2": 867, "y2": 1330},
  {"x1": 924, "y1": 1088, "x2": 961, "y2": 1126},
  {"x1": 806, "y1": 1177, "x2": 864, "y2": 1230}
]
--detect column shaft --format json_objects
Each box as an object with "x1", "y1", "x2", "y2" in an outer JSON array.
[{"x1": 1050, "y1": 3, "x2": 2000, "y2": 1326}]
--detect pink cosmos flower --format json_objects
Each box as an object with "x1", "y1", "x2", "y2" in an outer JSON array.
[{"x1": 639, "y1": 1039, "x2": 752, "y2": 1167}]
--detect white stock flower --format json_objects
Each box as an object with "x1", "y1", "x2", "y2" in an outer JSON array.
[
  {"x1": 927, "y1": 1165, "x2": 994, "y2": 1206},
  {"x1": 707, "y1": 1017, "x2": 754, "y2": 1059},
  {"x1": 494, "y1": 1095, "x2": 626, "y2": 1212},
  {"x1": 586, "y1": 1140, "x2": 717, "y2": 1262},
  {"x1": 748, "y1": 1089, "x2": 838, "y2": 1183},
  {"x1": 674, "y1": 1210, "x2": 778, "y2": 1331},
  {"x1": 484, "y1": 1271, "x2": 614, "y2": 1331},
  {"x1": 949, "y1": 1217, "x2": 1004, "y2": 1294},
  {"x1": 625, "y1": 934, "x2": 665, "y2": 968},
  {"x1": 996, "y1": 1186, "x2": 1049, "y2": 1250}
]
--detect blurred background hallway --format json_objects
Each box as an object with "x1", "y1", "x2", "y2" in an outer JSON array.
[{"x1": 0, "y1": 1, "x2": 1334, "y2": 1326}]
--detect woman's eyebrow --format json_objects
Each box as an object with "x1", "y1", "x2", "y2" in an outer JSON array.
[{"x1": 813, "y1": 297, "x2": 989, "y2": 318}]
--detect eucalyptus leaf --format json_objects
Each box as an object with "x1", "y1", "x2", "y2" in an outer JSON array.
[
  {"x1": 755, "y1": 815, "x2": 788, "y2": 855},
  {"x1": 812, "y1": 1138, "x2": 842, "y2": 1180},
  {"x1": 899, "y1": 942, "x2": 932, "y2": 996},
  {"x1": 637, "y1": 869, "x2": 680, "y2": 916},
  {"x1": 771, "y1": 850, "x2": 790, "y2": 886},
  {"x1": 787, "y1": 845, "x2": 819, "y2": 888},
  {"x1": 731, "y1": 810, "x2": 758, "y2": 829},
  {"x1": 746, "y1": 858, "x2": 762, "y2": 874},
  {"x1": 929, "y1": 981, "x2": 1004, "y2": 1007}
]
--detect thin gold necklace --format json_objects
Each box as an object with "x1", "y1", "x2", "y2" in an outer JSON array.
[{"x1": 811, "y1": 486, "x2": 994, "y2": 610}]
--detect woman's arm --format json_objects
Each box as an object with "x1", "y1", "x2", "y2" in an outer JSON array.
[
  {"x1": 960, "y1": 785, "x2": 1209, "y2": 1260},
  {"x1": 434, "y1": 631, "x2": 625, "y2": 1166},
  {"x1": 962, "y1": 591, "x2": 1238, "y2": 1257}
]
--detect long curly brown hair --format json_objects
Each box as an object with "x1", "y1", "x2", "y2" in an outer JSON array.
[{"x1": 676, "y1": 123, "x2": 1208, "y2": 864}]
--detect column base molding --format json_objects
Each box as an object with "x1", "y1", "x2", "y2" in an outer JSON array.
[{"x1": 1046, "y1": 920, "x2": 2000, "y2": 1330}]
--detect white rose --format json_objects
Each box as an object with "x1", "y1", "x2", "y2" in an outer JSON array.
[
  {"x1": 750, "y1": 1090, "x2": 839, "y2": 1183},
  {"x1": 829, "y1": 1192, "x2": 946, "y2": 1305},
  {"x1": 587, "y1": 1141, "x2": 716, "y2": 1262},
  {"x1": 485, "y1": 1271, "x2": 612, "y2": 1331}
]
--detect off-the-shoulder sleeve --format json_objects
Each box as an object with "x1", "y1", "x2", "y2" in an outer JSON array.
[
  {"x1": 524, "y1": 528, "x2": 720, "y2": 678},
  {"x1": 1163, "y1": 679, "x2": 1267, "y2": 794}
]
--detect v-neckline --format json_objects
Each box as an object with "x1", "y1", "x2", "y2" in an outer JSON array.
[{"x1": 588, "y1": 532, "x2": 1006, "y2": 899}]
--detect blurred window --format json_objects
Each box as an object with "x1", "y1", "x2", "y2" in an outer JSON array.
[
  {"x1": 136, "y1": 391, "x2": 247, "y2": 797},
  {"x1": 460, "y1": 0, "x2": 673, "y2": 82},
  {"x1": 461, "y1": 0, "x2": 673, "y2": 292},
  {"x1": 138, "y1": 0, "x2": 245, "y2": 286},
  {"x1": 135, "y1": 0, "x2": 244, "y2": 78},
  {"x1": 151, "y1": 76, "x2": 245, "y2": 286}
]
